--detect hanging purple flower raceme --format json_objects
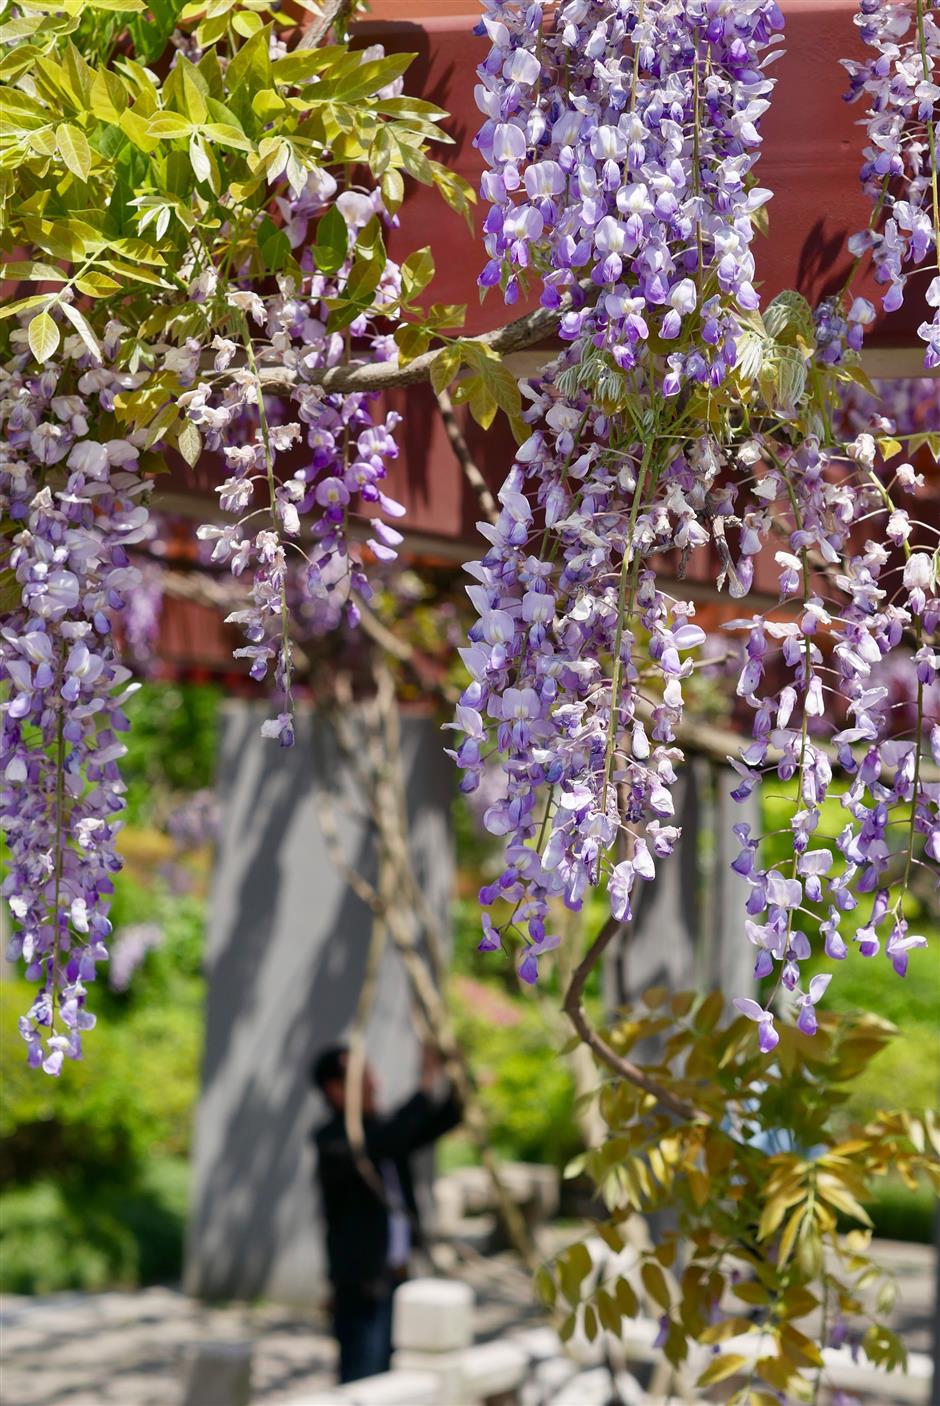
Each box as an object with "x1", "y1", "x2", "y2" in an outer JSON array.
[
  {"x1": 721, "y1": 420, "x2": 938, "y2": 1048},
  {"x1": 190, "y1": 181, "x2": 406, "y2": 744},
  {"x1": 843, "y1": 0, "x2": 940, "y2": 367},
  {"x1": 458, "y1": 1, "x2": 937, "y2": 1042},
  {"x1": 455, "y1": 0, "x2": 784, "y2": 978},
  {"x1": 449, "y1": 346, "x2": 732, "y2": 981},
  {"x1": 108, "y1": 922, "x2": 164, "y2": 992},
  {"x1": 1, "y1": 325, "x2": 150, "y2": 1075}
]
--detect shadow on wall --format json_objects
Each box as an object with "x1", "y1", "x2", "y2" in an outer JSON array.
[{"x1": 184, "y1": 706, "x2": 453, "y2": 1304}]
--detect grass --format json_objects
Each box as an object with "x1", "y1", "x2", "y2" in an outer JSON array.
[{"x1": 822, "y1": 937, "x2": 940, "y2": 1120}]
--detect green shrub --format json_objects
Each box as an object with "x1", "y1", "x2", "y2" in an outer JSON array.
[
  {"x1": 863, "y1": 1176, "x2": 938, "y2": 1245},
  {"x1": 1, "y1": 889, "x2": 205, "y2": 1186},
  {"x1": 0, "y1": 1159, "x2": 189, "y2": 1294},
  {"x1": 122, "y1": 683, "x2": 220, "y2": 825},
  {"x1": 0, "y1": 881, "x2": 201, "y2": 1292}
]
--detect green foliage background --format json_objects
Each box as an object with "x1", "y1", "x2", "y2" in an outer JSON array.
[{"x1": 0, "y1": 683, "x2": 216, "y2": 1294}]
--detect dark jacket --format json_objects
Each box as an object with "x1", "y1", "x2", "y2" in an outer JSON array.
[{"x1": 314, "y1": 1087, "x2": 462, "y2": 1292}]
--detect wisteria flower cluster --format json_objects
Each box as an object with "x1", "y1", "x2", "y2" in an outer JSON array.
[
  {"x1": 843, "y1": 0, "x2": 940, "y2": 366},
  {"x1": 108, "y1": 922, "x2": 164, "y2": 993},
  {"x1": 474, "y1": 0, "x2": 783, "y2": 390},
  {"x1": 448, "y1": 359, "x2": 715, "y2": 982},
  {"x1": 453, "y1": 0, "x2": 938, "y2": 1050},
  {"x1": 724, "y1": 430, "x2": 938, "y2": 1048},
  {"x1": 189, "y1": 184, "x2": 408, "y2": 740},
  {"x1": 1, "y1": 324, "x2": 150, "y2": 1074}
]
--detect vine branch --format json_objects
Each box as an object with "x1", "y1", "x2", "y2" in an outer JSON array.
[
  {"x1": 434, "y1": 387, "x2": 499, "y2": 525},
  {"x1": 255, "y1": 287, "x2": 576, "y2": 395},
  {"x1": 562, "y1": 915, "x2": 699, "y2": 1122}
]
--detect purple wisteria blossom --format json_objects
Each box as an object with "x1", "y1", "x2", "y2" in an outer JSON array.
[
  {"x1": 190, "y1": 172, "x2": 406, "y2": 737},
  {"x1": 452, "y1": 0, "x2": 937, "y2": 1037},
  {"x1": 843, "y1": 0, "x2": 939, "y2": 367},
  {"x1": 454, "y1": 0, "x2": 787, "y2": 984},
  {"x1": 1, "y1": 325, "x2": 151, "y2": 1074},
  {"x1": 474, "y1": 0, "x2": 783, "y2": 388},
  {"x1": 109, "y1": 923, "x2": 164, "y2": 992}
]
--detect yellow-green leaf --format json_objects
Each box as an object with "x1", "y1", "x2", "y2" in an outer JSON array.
[
  {"x1": 777, "y1": 1205, "x2": 806, "y2": 1267},
  {"x1": 734, "y1": 1280, "x2": 771, "y2": 1306},
  {"x1": 429, "y1": 345, "x2": 462, "y2": 396},
  {"x1": 877, "y1": 436, "x2": 902, "y2": 461},
  {"x1": 27, "y1": 311, "x2": 60, "y2": 363},
  {"x1": 60, "y1": 300, "x2": 101, "y2": 361},
  {"x1": 816, "y1": 1175, "x2": 873, "y2": 1227},
  {"x1": 202, "y1": 121, "x2": 252, "y2": 151},
  {"x1": 758, "y1": 1185, "x2": 807, "y2": 1241},
  {"x1": 90, "y1": 67, "x2": 127, "y2": 123},
  {"x1": 1, "y1": 261, "x2": 65, "y2": 283},
  {"x1": 696, "y1": 1353, "x2": 749, "y2": 1388},
  {"x1": 615, "y1": 1276, "x2": 639, "y2": 1318},
  {"x1": 189, "y1": 131, "x2": 211, "y2": 183},
  {"x1": 75, "y1": 272, "x2": 121, "y2": 297},
  {"x1": 148, "y1": 112, "x2": 193, "y2": 139},
  {"x1": 401, "y1": 246, "x2": 435, "y2": 301},
  {"x1": 232, "y1": 9, "x2": 263, "y2": 36},
  {"x1": 56, "y1": 122, "x2": 91, "y2": 181},
  {"x1": 177, "y1": 418, "x2": 202, "y2": 467},
  {"x1": 0, "y1": 294, "x2": 51, "y2": 321},
  {"x1": 640, "y1": 1260, "x2": 671, "y2": 1311}
]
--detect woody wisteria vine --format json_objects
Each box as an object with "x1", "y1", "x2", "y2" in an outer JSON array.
[{"x1": 0, "y1": 0, "x2": 937, "y2": 1090}]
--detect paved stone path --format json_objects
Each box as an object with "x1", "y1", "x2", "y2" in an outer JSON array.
[
  {"x1": 0, "y1": 1240, "x2": 933, "y2": 1406},
  {"x1": 0, "y1": 1289, "x2": 335, "y2": 1406},
  {"x1": 0, "y1": 1249, "x2": 545, "y2": 1406}
]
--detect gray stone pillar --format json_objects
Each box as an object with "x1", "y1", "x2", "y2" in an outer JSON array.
[
  {"x1": 184, "y1": 703, "x2": 453, "y2": 1304},
  {"x1": 607, "y1": 759, "x2": 757, "y2": 1009}
]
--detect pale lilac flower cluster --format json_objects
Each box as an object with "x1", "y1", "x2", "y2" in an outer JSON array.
[
  {"x1": 454, "y1": 355, "x2": 938, "y2": 1036},
  {"x1": 191, "y1": 181, "x2": 406, "y2": 743},
  {"x1": 843, "y1": 0, "x2": 940, "y2": 366},
  {"x1": 166, "y1": 787, "x2": 220, "y2": 849},
  {"x1": 838, "y1": 373, "x2": 940, "y2": 433},
  {"x1": 122, "y1": 558, "x2": 164, "y2": 674},
  {"x1": 108, "y1": 922, "x2": 164, "y2": 992},
  {"x1": 458, "y1": 0, "x2": 784, "y2": 984},
  {"x1": 1, "y1": 325, "x2": 150, "y2": 1074},
  {"x1": 474, "y1": 0, "x2": 783, "y2": 388},
  {"x1": 812, "y1": 293, "x2": 877, "y2": 366}
]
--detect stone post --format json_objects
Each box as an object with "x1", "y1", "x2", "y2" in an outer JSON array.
[
  {"x1": 179, "y1": 1341, "x2": 252, "y2": 1406},
  {"x1": 391, "y1": 1279, "x2": 474, "y2": 1406}
]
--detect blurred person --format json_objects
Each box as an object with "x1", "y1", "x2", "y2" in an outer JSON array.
[{"x1": 312, "y1": 1041, "x2": 462, "y2": 1383}]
